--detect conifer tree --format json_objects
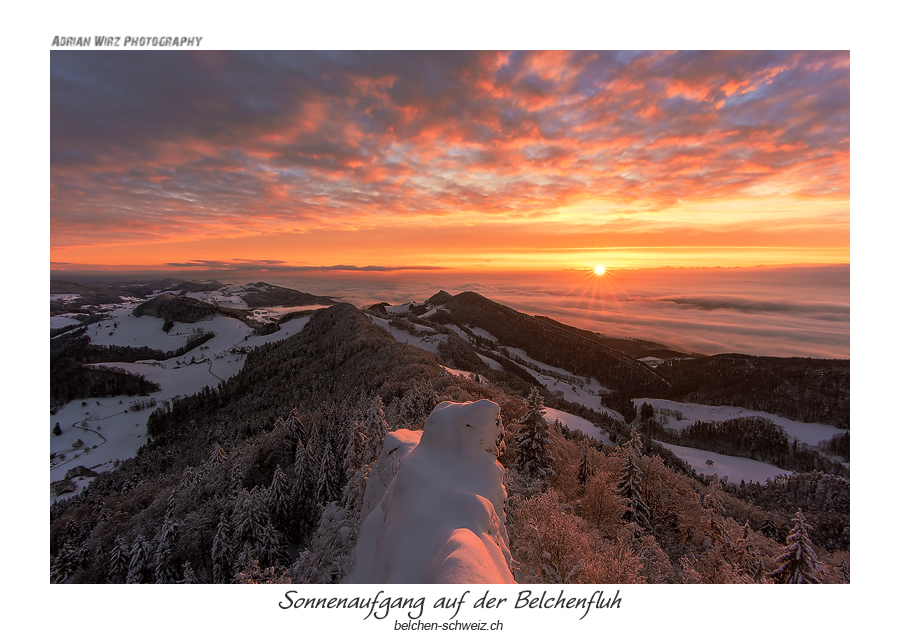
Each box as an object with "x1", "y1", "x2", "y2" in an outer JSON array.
[
  {"x1": 154, "y1": 518, "x2": 179, "y2": 584},
  {"x1": 107, "y1": 535, "x2": 129, "y2": 583},
  {"x1": 576, "y1": 440, "x2": 594, "y2": 490},
  {"x1": 760, "y1": 512, "x2": 779, "y2": 540},
  {"x1": 616, "y1": 429, "x2": 652, "y2": 534},
  {"x1": 316, "y1": 443, "x2": 340, "y2": 506},
  {"x1": 234, "y1": 487, "x2": 270, "y2": 546},
  {"x1": 269, "y1": 464, "x2": 291, "y2": 529},
  {"x1": 211, "y1": 515, "x2": 234, "y2": 583},
  {"x1": 363, "y1": 395, "x2": 389, "y2": 465},
  {"x1": 230, "y1": 461, "x2": 244, "y2": 491},
  {"x1": 838, "y1": 559, "x2": 850, "y2": 583},
  {"x1": 341, "y1": 463, "x2": 371, "y2": 523},
  {"x1": 343, "y1": 418, "x2": 367, "y2": 479},
  {"x1": 181, "y1": 560, "x2": 199, "y2": 584},
  {"x1": 736, "y1": 521, "x2": 764, "y2": 582},
  {"x1": 400, "y1": 383, "x2": 429, "y2": 429},
  {"x1": 292, "y1": 502, "x2": 358, "y2": 583},
  {"x1": 703, "y1": 476, "x2": 732, "y2": 548},
  {"x1": 768, "y1": 508, "x2": 824, "y2": 584},
  {"x1": 51, "y1": 542, "x2": 82, "y2": 583},
  {"x1": 126, "y1": 537, "x2": 154, "y2": 584},
  {"x1": 513, "y1": 387, "x2": 555, "y2": 479}
]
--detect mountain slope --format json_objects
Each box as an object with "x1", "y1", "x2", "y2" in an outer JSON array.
[{"x1": 433, "y1": 291, "x2": 671, "y2": 393}]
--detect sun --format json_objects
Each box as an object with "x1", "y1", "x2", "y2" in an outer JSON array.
[{"x1": 593, "y1": 264, "x2": 606, "y2": 276}]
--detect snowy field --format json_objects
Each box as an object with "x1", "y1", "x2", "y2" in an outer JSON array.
[
  {"x1": 440, "y1": 366, "x2": 490, "y2": 386},
  {"x1": 50, "y1": 309, "x2": 314, "y2": 504},
  {"x1": 250, "y1": 305, "x2": 332, "y2": 322},
  {"x1": 476, "y1": 353, "x2": 504, "y2": 371},
  {"x1": 50, "y1": 315, "x2": 82, "y2": 330},
  {"x1": 367, "y1": 315, "x2": 447, "y2": 357},
  {"x1": 83, "y1": 307, "x2": 210, "y2": 352},
  {"x1": 544, "y1": 407, "x2": 613, "y2": 445},
  {"x1": 185, "y1": 288, "x2": 249, "y2": 309},
  {"x1": 634, "y1": 398, "x2": 845, "y2": 447},
  {"x1": 657, "y1": 441, "x2": 792, "y2": 484}
]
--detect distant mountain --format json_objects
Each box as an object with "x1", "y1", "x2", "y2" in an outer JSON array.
[{"x1": 131, "y1": 293, "x2": 220, "y2": 323}]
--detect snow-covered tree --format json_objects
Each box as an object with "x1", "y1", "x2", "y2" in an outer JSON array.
[
  {"x1": 106, "y1": 535, "x2": 129, "y2": 583},
  {"x1": 341, "y1": 463, "x2": 371, "y2": 524},
  {"x1": 703, "y1": 476, "x2": 731, "y2": 548},
  {"x1": 268, "y1": 464, "x2": 291, "y2": 529},
  {"x1": 343, "y1": 418, "x2": 367, "y2": 479},
  {"x1": 211, "y1": 516, "x2": 234, "y2": 583},
  {"x1": 513, "y1": 387, "x2": 554, "y2": 480},
  {"x1": 616, "y1": 429, "x2": 652, "y2": 534},
  {"x1": 838, "y1": 559, "x2": 850, "y2": 583},
  {"x1": 399, "y1": 383, "x2": 430, "y2": 429},
  {"x1": 126, "y1": 537, "x2": 154, "y2": 584},
  {"x1": 316, "y1": 443, "x2": 340, "y2": 506},
  {"x1": 154, "y1": 518, "x2": 179, "y2": 583},
  {"x1": 230, "y1": 461, "x2": 244, "y2": 491},
  {"x1": 736, "y1": 521, "x2": 764, "y2": 582},
  {"x1": 576, "y1": 439, "x2": 594, "y2": 489},
  {"x1": 291, "y1": 502, "x2": 358, "y2": 583},
  {"x1": 760, "y1": 512, "x2": 778, "y2": 540},
  {"x1": 51, "y1": 542, "x2": 82, "y2": 583},
  {"x1": 768, "y1": 508, "x2": 824, "y2": 584},
  {"x1": 234, "y1": 488, "x2": 266, "y2": 541},
  {"x1": 363, "y1": 395, "x2": 389, "y2": 465},
  {"x1": 181, "y1": 560, "x2": 199, "y2": 584}
]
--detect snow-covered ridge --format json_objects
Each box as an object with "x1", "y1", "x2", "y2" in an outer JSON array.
[{"x1": 346, "y1": 400, "x2": 515, "y2": 584}]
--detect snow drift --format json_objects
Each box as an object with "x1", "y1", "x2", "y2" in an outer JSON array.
[{"x1": 345, "y1": 399, "x2": 515, "y2": 584}]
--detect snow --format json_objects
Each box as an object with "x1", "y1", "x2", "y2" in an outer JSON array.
[
  {"x1": 657, "y1": 441, "x2": 792, "y2": 484},
  {"x1": 634, "y1": 398, "x2": 845, "y2": 447},
  {"x1": 83, "y1": 307, "x2": 214, "y2": 352},
  {"x1": 440, "y1": 366, "x2": 489, "y2": 386},
  {"x1": 367, "y1": 314, "x2": 447, "y2": 356},
  {"x1": 50, "y1": 316, "x2": 81, "y2": 330},
  {"x1": 185, "y1": 289, "x2": 248, "y2": 309},
  {"x1": 50, "y1": 312, "x2": 314, "y2": 504},
  {"x1": 359, "y1": 429, "x2": 422, "y2": 519},
  {"x1": 543, "y1": 407, "x2": 613, "y2": 445},
  {"x1": 445, "y1": 324, "x2": 469, "y2": 339},
  {"x1": 476, "y1": 353, "x2": 504, "y2": 371},
  {"x1": 346, "y1": 400, "x2": 515, "y2": 584},
  {"x1": 467, "y1": 326, "x2": 498, "y2": 342},
  {"x1": 249, "y1": 305, "x2": 331, "y2": 321}
]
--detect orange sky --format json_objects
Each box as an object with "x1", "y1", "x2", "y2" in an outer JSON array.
[{"x1": 50, "y1": 51, "x2": 849, "y2": 273}]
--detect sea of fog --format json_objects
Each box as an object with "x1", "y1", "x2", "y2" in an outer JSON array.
[{"x1": 219, "y1": 264, "x2": 849, "y2": 359}]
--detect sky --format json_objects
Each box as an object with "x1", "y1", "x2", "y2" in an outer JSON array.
[{"x1": 50, "y1": 50, "x2": 849, "y2": 273}]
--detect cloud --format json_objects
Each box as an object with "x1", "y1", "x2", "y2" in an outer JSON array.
[
  {"x1": 163, "y1": 260, "x2": 449, "y2": 272},
  {"x1": 652, "y1": 295, "x2": 850, "y2": 317},
  {"x1": 51, "y1": 51, "x2": 850, "y2": 251}
]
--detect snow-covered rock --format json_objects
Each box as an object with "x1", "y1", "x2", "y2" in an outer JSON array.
[{"x1": 345, "y1": 400, "x2": 515, "y2": 584}]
